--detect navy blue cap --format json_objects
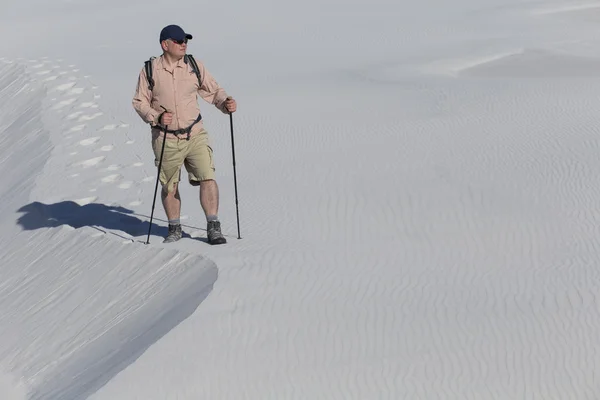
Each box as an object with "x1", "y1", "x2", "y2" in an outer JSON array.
[{"x1": 159, "y1": 25, "x2": 193, "y2": 43}]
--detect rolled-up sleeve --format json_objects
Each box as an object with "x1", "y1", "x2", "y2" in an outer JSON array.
[
  {"x1": 197, "y1": 62, "x2": 230, "y2": 114},
  {"x1": 132, "y1": 68, "x2": 160, "y2": 125}
]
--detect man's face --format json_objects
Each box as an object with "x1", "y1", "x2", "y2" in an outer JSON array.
[{"x1": 162, "y1": 38, "x2": 187, "y2": 58}]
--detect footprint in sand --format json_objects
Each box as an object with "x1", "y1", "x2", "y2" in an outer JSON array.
[
  {"x1": 129, "y1": 200, "x2": 142, "y2": 206},
  {"x1": 132, "y1": 162, "x2": 144, "y2": 167},
  {"x1": 101, "y1": 124, "x2": 117, "y2": 131},
  {"x1": 142, "y1": 176, "x2": 154, "y2": 183},
  {"x1": 126, "y1": 140, "x2": 135, "y2": 145},
  {"x1": 66, "y1": 111, "x2": 84, "y2": 120},
  {"x1": 79, "y1": 102, "x2": 97, "y2": 108},
  {"x1": 101, "y1": 174, "x2": 122, "y2": 183},
  {"x1": 99, "y1": 145, "x2": 114, "y2": 152},
  {"x1": 119, "y1": 182, "x2": 133, "y2": 189},
  {"x1": 52, "y1": 98, "x2": 77, "y2": 110},
  {"x1": 105, "y1": 164, "x2": 121, "y2": 171},
  {"x1": 78, "y1": 112, "x2": 103, "y2": 122},
  {"x1": 68, "y1": 124, "x2": 85, "y2": 132},
  {"x1": 75, "y1": 156, "x2": 105, "y2": 168},
  {"x1": 79, "y1": 137, "x2": 100, "y2": 146},
  {"x1": 54, "y1": 82, "x2": 76, "y2": 92}
]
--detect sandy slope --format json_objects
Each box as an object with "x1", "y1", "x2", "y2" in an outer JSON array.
[
  {"x1": 0, "y1": 56, "x2": 218, "y2": 400},
  {"x1": 95, "y1": 3, "x2": 600, "y2": 398},
  {"x1": 2, "y1": 0, "x2": 600, "y2": 399}
]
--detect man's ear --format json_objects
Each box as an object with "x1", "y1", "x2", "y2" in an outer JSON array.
[{"x1": 160, "y1": 40, "x2": 168, "y2": 51}]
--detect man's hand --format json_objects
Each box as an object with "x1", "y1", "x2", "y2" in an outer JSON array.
[
  {"x1": 225, "y1": 96, "x2": 237, "y2": 113},
  {"x1": 160, "y1": 111, "x2": 173, "y2": 126}
]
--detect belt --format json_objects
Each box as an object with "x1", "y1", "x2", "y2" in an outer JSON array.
[{"x1": 159, "y1": 113, "x2": 202, "y2": 140}]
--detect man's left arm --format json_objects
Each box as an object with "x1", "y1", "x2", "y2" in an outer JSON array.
[{"x1": 197, "y1": 62, "x2": 237, "y2": 114}]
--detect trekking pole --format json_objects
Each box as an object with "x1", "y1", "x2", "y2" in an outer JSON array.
[
  {"x1": 229, "y1": 111, "x2": 241, "y2": 239},
  {"x1": 146, "y1": 106, "x2": 169, "y2": 244}
]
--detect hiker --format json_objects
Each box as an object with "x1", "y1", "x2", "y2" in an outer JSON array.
[{"x1": 132, "y1": 24, "x2": 237, "y2": 245}]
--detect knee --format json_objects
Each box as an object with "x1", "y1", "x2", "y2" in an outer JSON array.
[{"x1": 162, "y1": 183, "x2": 179, "y2": 197}]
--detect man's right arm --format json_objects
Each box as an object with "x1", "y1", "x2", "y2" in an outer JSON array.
[{"x1": 132, "y1": 68, "x2": 160, "y2": 126}]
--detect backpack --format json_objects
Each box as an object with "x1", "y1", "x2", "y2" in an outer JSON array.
[{"x1": 144, "y1": 54, "x2": 202, "y2": 91}]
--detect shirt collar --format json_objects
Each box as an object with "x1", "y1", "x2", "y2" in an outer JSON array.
[{"x1": 157, "y1": 54, "x2": 186, "y2": 72}]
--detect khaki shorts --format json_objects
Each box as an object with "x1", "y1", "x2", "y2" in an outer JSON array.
[{"x1": 151, "y1": 129, "x2": 215, "y2": 193}]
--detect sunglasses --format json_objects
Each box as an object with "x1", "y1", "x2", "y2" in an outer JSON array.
[{"x1": 170, "y1": 38, "x2": 188, "y2": 45}]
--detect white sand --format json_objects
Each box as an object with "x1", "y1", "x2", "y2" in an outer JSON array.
[{"x1": 1, "y1": 0, "x2": 600, "y2": 398}]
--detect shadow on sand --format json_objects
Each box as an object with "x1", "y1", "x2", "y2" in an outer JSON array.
[{"x1": 15, "y1": 200, "x2": 204, "y2": 242}]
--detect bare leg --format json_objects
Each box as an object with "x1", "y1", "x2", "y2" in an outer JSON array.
[
  {"x1": 162, "y1": 183, "x2": 181, "y2": 220},
  {"x1": 199, "y1": 179, "x2": 219, "y2": 219},
  {"x1": 200, "y1": 179, "x2": 226, "y2": 244}
]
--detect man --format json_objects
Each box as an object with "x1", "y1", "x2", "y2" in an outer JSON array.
[{"x1": 132, "y1": 24, "x2": 237, "y2": 244}]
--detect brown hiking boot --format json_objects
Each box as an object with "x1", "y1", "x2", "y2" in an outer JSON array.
[
  {"x1": 163, "y1": 224, "x2": 183, "y2": 243},
  {"x1": 207, "y1": 220, "x2": 226, "y2": 245}
]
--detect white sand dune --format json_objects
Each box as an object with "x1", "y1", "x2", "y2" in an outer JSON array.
[
  {"x1": 460, "y1": 48, "x2": 600, "y2": 77},
  {"x1": 532, "y1": 2, "x2": 600, "y2": 16},
  {"x1": 0, "y1": 373, "x2": 27, "y2": 400},
  {"x1": 420, "y1": 49, "x2": 526, "y2": 77},
  {"x1": 0, "y1": 226, "x2": 217, "y2": 400},
  {"x1": 2, "y1": 0, "x2": 600, "y2": 399},
  {"x1": 0, "y1": 60, "x2": 218, "y2": 400},
  {"x1": 531, "y1": 2, "x2": 600, "y2": 27}
]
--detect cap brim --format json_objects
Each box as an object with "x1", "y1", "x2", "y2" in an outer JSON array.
[{"x1": 185, "y1": 34, "x2": 193, "y2": 40}]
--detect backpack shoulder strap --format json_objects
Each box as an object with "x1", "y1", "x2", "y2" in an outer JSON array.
[
  {"x1": 144, "y1": 56, "x2": 156, "y2": 91},
  {"x1": 185, "y1": 54, "x2": 202, "y2": 87}
]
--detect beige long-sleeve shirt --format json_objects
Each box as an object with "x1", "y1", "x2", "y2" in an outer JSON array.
[{"x1": 132, "y1": 54, "x2": 229, "y2": 139}]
